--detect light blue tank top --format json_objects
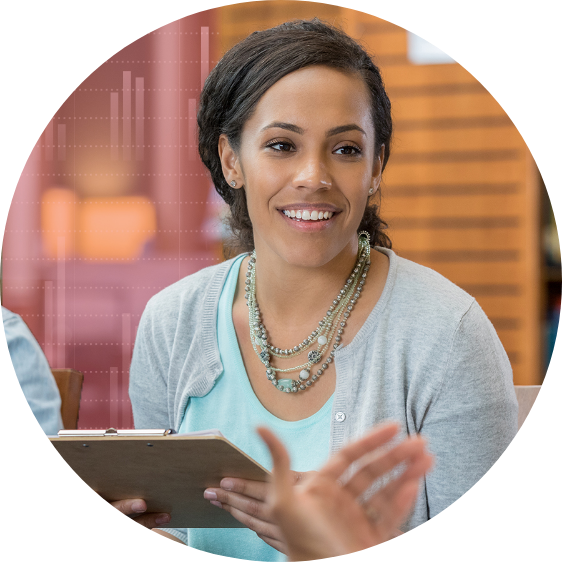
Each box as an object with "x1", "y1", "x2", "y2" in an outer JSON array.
[{"x1": 178, "y1": 254, "x2": 333, "y2": 561}]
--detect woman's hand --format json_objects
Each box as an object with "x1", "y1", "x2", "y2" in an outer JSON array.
[
  {"x1": 257, "y1": 423, "x2": 433, "y2": 561},
  {"x1": 110, "y1": 498, "x2": 171, "y2": 529},
  {"x1": 204, "y1": 472, "x2": 311, "y2": 553}
]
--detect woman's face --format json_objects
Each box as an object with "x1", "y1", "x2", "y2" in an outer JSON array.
[{"x1": 220, "y1": 65, "x2": 383, "y2": 268}]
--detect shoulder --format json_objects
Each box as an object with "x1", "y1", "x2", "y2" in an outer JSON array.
[
  {"x1": 394, "y1": 252, "x2": 474, "y2": 312},
  {"x1": 2, "y1": 306, "x2": 37, "y2": 345},
  {"x1": 137, "y1": 256, "x2": 243, "y2": 341},
  {"x1": 149, "y1": 259, "x2": 227, "y2": 302},
  {"x1": 2, "y1": 306, "x2": 53, "y2": 379},
  {"x1": 2, "y1": 306, "x2": 22, "y2": 331},
  {"x1": 381, "y1": 249, "x2": 476, "y2": 328}
]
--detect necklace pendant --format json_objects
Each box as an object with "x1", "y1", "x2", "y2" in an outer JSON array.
[
  {"x1": 307, "y1": 350, "x2": 322, "y2": 364},
  {"x1": 277, "y1": 379, "x2": 295, "y2": 393}
]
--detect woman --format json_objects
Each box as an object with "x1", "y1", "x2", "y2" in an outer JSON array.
[{"x1": 126, "y1": 18, "x2": 518, "y2": 560}]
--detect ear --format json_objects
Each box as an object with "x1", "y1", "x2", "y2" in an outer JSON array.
[
  {"x1": 370, "y1": 144, "x2": 385, "y2": 195},
  {"x1": 218, "y1": 134, "x2": 244, "y2": 189}
]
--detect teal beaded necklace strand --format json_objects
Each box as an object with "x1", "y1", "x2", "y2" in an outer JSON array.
[{"x1": 244, "y1": 232, "x2": 371, "y2": 393}]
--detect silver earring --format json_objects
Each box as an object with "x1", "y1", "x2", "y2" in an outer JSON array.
[
  {"x1": 368, "y1": 188, "x2": 374, "y2": 195},
  {"x1": 230, "y1": 180, "x2": 237, "y2": 187}
]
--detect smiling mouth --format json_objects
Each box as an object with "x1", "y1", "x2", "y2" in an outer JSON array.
[{"x1": 281, "y1": 209, "x2": 335, "y2": 221}]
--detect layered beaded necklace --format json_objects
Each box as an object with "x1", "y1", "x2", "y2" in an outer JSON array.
[{"x1": 244, "y1": 232, "x2": 371, "y2": 393}]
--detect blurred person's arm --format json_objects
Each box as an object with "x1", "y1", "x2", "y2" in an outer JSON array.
[{"x1": 3, "y1": 306, "x2": 63, "y2": 434}]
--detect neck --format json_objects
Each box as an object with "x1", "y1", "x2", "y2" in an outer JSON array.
[{"x1": 250, "y1": 238, "x2": 360, "y2": 331}]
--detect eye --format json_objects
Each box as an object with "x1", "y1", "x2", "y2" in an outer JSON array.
[
  {"x1": 265, "y1": 139, "x2": 295, "y2": 152},
  {"x1": 334, "y1": 144, "x2": 362, "y2": 156}
]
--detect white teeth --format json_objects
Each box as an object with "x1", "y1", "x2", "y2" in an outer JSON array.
[{"x1": 282, "y1": 210, "x2": 334, "y2": 221}]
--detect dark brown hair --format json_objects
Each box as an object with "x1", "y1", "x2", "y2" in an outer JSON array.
[{"x1": 198, "y1": 18, "x2": 392, "y2": 256}]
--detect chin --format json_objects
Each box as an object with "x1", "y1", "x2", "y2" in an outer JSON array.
[{"x1": 273, "y1": 240, "x2": 347, "y2": 270}]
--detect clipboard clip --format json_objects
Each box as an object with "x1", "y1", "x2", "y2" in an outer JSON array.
[{"x1": 56, "y1": 428, "x2": 175, "y2": 437}]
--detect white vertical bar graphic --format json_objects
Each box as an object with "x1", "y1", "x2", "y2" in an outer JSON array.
[
  {"x1": 123, "y1": 71, "x2": 132, "y2": 160},
  {"x1": 153, "y1": 25, "x2": 181, "y2": 242},
  {"x1": 188, "y1": 98, "x2": 197, "y2": 161},
  {"x1": 135, "y1": 77, "x2": 144, "y2": 161},
  {"x1": 56, "y1": 237, "x2": 65, "y2": 368},
  {"x1": 110, "y1": 92, "x2": 119, "y2": 160},
  {"x1": 57, "y1": 124, "x2": 66, "y2": 160},
  {"x1": 121, "y1": 313, "x2": 132, "y2": 428},
  {"x1": 44, "y1": 281, "x2": 54, "y2": 365},
  {"x1": 45, "y1": 120, "x2": 54, "y2": 160},
  {"x1": 201, "y1": 26, "x2": 209, "y2": 90},
  {"x1": 110, "y1": 367, "x2": 119, "y2": 428}
]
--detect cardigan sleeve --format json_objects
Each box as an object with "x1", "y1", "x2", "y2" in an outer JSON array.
[
  {"x1": 129, "y1": 299, "x2": 188, "y2": 545},
  {"x1": 129, "y1": 298, "x2": 173, "y2": 431},
  {"x1": 419, "y1": 300, "x2": 519, "y2": 518}
]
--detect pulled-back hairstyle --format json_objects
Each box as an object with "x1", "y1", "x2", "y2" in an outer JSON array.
[{"x1": 198, "y1": 18, "x2": 392, "y2": 256}]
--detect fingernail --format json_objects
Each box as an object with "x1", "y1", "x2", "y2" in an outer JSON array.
[
  {"x1": 131, "y1": 500, "x2": 146, "y2": 513},
  {"x1": 204, "y1": 490, "x2": 217, "y2": 500},
  {"x1": 220, "y1": 478, "x2": 234, "y2": 490},
  {"x1": 155, "y1": 514, "x2": 170, "y2": 525},
  {"x1": 210, "y1": 500, "x2": 222, "y2": 509}
]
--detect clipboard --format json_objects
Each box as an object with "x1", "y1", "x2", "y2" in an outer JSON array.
[{"x1": 49, "y1": 428, "x2": 270, "y2": 528}]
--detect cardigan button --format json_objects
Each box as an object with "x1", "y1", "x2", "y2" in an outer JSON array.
[{"x1": 335, "y1": 412, "x2": 346, "y2": 422}]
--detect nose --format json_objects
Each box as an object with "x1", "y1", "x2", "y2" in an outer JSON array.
[{"x1": 291, "y1": 153, "x2": 332, "y2": 191}]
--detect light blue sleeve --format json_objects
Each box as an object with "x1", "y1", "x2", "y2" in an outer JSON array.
[{"x1": 3, "y1": 307, "x2": 63, "y2": 435}]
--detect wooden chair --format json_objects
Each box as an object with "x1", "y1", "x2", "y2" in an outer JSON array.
[
  {"x1": 51, "y1": 369, "x2": 84, "y2": 430},
  {"x1": 514, "y1": 385, "x2": 541, "y2": 430}
]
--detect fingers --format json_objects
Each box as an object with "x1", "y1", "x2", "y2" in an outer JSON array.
[
  {"x1": 376, "y1": 450, "x2": 433, "y2": 506},
  {"x1": 365, "y1": 479, "x2": 419, "y2": 538},
  {"x1": 217, "y1": 477, "x2": 270, "y2": 502},
  {"x1": 204, "y1": 488, "x2": 271, "y2": 520},
  {"x1": 204, "y1": 426, "x2": 296, "y2": 516},
  {"x1": 219, "y1": 502, "x2": 284, "y2": 544},
  {"x1": 201, "y1": 427, "x2": 293, "y2": 554},
  {"x1": 111, "y1": 498, "x2": 147, "y2": 516},
  {"x1": 344, "y1": 436, "x2": 427, "y2": 498},
  {"x1": 110, "y1": 498, "x2": 170, "y2": 528},
  {"x1": 319, "y1": 422, "x2": 400, "y2": 481},
  {"x1": 364, "y1": 450, "x2": 433, "y2": 534}
]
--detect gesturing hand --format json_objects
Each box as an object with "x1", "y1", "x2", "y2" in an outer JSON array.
[
  {"x1": 203, "y1": 468, "x2": 312, "y2": 553},
  {"x1": 257, "y1": 422, "x2": 433, "y2": 561}
]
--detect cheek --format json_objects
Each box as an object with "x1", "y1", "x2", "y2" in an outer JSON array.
[{"x1": 243, "y1": 163, "x2": 286, "y2": 208}]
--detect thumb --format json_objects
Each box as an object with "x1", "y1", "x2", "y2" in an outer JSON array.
[{"x1": 256, "y1": 426, "x2": 294, "y2": 503}]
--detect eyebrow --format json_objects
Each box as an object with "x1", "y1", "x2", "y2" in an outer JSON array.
[{"x1": 261, "y1": 122, "x2": 366, "y2": 137}]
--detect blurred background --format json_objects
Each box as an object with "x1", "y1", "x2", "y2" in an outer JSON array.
[{"x1": 2, "y1": 1, "x2": 559, "y2": 429}]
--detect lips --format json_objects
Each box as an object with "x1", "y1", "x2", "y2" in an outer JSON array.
[{"x1": 277, "y1": 202, "x2": 341, "y2": 223}]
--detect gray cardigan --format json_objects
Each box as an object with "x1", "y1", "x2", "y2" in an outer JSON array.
[{"x1": 130, "y1": 248, "x2": 518, "y2": 531}]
